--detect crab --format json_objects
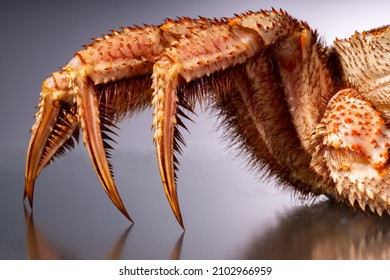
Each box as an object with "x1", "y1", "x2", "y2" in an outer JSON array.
[{"x1": 25, "y1": 8, "x2": 390, "y2": 229}]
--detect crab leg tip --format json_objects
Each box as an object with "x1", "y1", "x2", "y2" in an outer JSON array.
[
  {"x1": 178, "y1": 219, "x2": 185, "y2": 231},
  {"x1": 119, "y1": 207, "x2": 134, "y2": 223},
  {"x1": 165, "y1": 191, "x2": 184, "y2": 229},
  {"x1": 24, "y1": 178, "x2": 35, "y2": 208},
  {"x1": 74, "y1": 74, "x2": 136, "y2": 223},
  {"x1": 152, "y1": 65, "x2": 187, "y2": 229},
  {"x1": 107, "y1": 190, "x2": 134, "y2": 223}
]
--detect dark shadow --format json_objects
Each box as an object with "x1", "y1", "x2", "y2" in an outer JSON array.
[{"x1": 242, "y1": 200, "x2": 390, "y2": 259}]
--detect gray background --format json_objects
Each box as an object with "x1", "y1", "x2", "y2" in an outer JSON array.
[{"x1": 1, "y1": 0, "x2": 390, "y2": 259}]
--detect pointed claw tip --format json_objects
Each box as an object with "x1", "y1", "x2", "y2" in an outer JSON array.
[
  {"x1": 122, "y1": 210, "x2": 134, "y2": 224},
  {"x1": 178, "y1": 220, "x2": 185, "y2": 231},
  {"x1": 23, "y1": 180, "x2": 35, "y2": 209},
  {"x1": 164, "y1": 189, "x2": 184, "y2": 229},
  {"x1": 172, "y1": 208, "x2": 185, "y2": 230},
  {"x1": 113, "y1": 200, "x2": 134, "y2": 223}
]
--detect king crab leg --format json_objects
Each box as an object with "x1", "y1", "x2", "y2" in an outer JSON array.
[{"x1": 25, "y1": 72, "x2": 79, "y2": 205}]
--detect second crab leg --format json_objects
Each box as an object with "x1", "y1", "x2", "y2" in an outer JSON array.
[{"x1": 151, "y1": 22, "x2": 261, "y2": 228}]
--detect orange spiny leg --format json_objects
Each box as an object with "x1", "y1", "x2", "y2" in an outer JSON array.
[
  {"x1": 318, "y1": 88, "x2": 390, "y2": 215},
  {"x1": 151, "y1": 22, "x2": 262, "y2": 228},
  {"x1": 60, "y1": 25, "x2": 171, "y2": 222},
  {"x1": 25, "y1": 71, "x2": 79, "y2": 206},
  {"x1": 66, "y1": 57, "x2": 132, "y2": 222}
]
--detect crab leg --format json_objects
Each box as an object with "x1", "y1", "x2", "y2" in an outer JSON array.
[
  {"x1": 59, "y1": 25, "x2": 171, "y2": 222},
  {"x1": 26, "y1": 24, "x2": 169, "y2": 221},
  {"x1": 151, "y1": 22, "x2": 262, "y2": 228},
  {"x1": 25, "y1": 72, "x2": 78, "y2": 205},
  {"x1": 65, "y1": 59, "x2": 132, "y2": 222},
  {"x1": 25, "y1": 93, "x2": 60, "y2": 205}
]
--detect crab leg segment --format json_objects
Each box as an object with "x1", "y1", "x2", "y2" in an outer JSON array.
[
  {"x1": 25, "y1": 92, "x2": 60, "y2": 205},
  {"x1": 152, "y1": 23, "x2": 261, "y2": 228},
  {"x1": 152, "y1": 61, "x2": 182, "y2": 227},
  {"x1": 25, "y1": 72, "x2": 78, "y2": 205},
  {"x1": 66, "y1": 58, "x2": 132, "y2": 222}
]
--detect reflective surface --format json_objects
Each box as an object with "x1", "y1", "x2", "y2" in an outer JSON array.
[
  {"x1": 2, "y1": 138, "x2": 390, "y2": 260},
  {"x1": 0, "y1": 136, "x2": 295, "y2": 260},
  {"x1": 243, "y1": 202, "x2": 390, "y2": 259},
  {"x1": 2, "y1": 0, "x2": 390, "y2": 260}
]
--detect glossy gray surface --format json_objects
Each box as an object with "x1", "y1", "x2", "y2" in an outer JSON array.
[{"x1": 1, "y1": 0, "x2": 390, "y2": 259}]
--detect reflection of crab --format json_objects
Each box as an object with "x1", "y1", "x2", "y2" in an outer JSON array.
[{"x1": 25, "y1": 8, "x2": 390, "y2": 229}]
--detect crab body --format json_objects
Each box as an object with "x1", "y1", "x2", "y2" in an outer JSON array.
[{"x1": 25, "y1": 9, "x2": 390, "y2": 228}]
